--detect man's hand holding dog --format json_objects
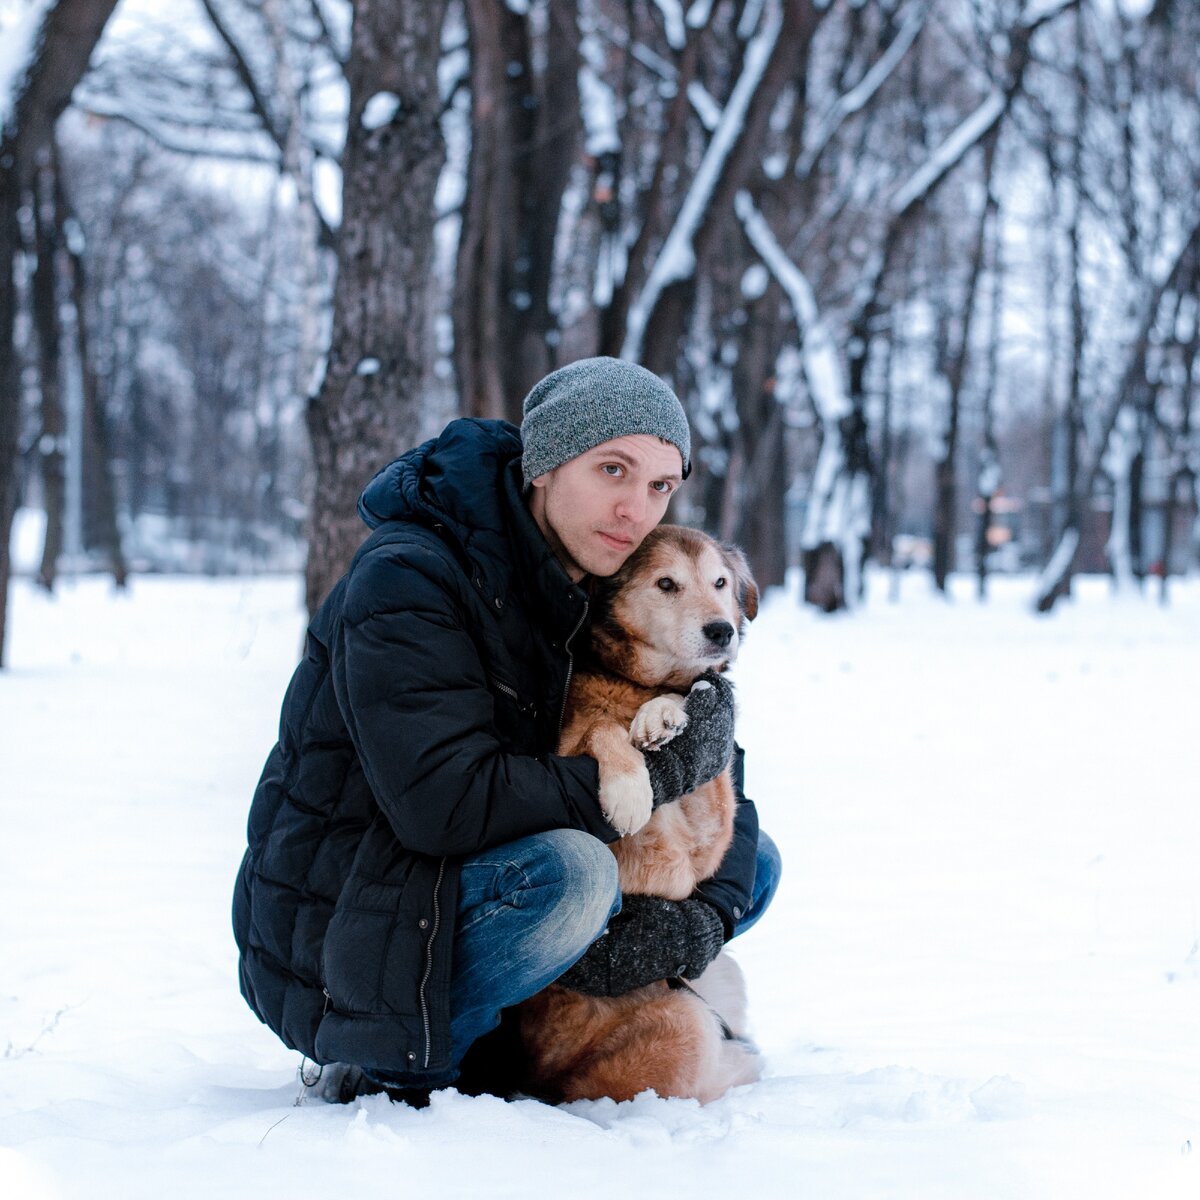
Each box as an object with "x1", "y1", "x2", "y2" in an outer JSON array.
[
  {"x1": 637, "y1": 671, "x2": 736, "y2": 809},
  {"x1": 554, "y1": 893, "x2": 726, "y2": 997}
]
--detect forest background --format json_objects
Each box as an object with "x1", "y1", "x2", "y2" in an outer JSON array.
[{"x1": 1, "y1": 0, "x2": 1198, "y2": 668}]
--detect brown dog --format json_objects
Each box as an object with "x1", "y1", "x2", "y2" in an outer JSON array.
[{"x1": 517, "y1": 525, "x2": 762, "y2": 1103}]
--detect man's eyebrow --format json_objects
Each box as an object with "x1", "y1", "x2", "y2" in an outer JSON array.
[{"x1": 593, "y1": 447, "x2": 683, "y2": 482}]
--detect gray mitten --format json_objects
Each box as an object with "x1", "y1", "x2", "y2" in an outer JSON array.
[
  {"x1": 642, "y1": 671, "x2": 735, "y2": 808},
  {"x1": 554, "y1": 893, "x2": 725, "y2": 997}
]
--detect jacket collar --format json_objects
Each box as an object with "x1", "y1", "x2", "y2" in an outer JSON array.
[{"x1": 498, "y1": 459, "x2": 590, "y2": 637}]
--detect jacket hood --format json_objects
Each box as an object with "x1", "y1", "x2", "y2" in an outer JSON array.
[
  {"x1": 358, "y1": 418, "x2": 523, "y2": 533},
  {"x1": 356, "y1": 417, "x2": 580, "y2": 617}
]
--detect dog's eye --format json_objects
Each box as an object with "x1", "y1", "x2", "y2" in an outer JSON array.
[
  {"x1": 656, "y1": 577, "x2": 676, "y2": 593},
  {"x1": 714, "y1": 577, "x2": 727, "y2": 589}
]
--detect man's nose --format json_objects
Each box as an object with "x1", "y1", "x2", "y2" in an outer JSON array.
[{"x1": 614, "y1": 485, "x2": 647, "y2": 524}]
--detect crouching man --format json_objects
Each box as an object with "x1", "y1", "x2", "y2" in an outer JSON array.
[{"x1": 232, "y1": 358, "x2": 781, "y2": 1104}]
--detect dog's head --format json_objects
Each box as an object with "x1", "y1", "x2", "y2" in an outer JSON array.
[{"x1": 589, "y1": 525, "x2": 759, "y2": 688}]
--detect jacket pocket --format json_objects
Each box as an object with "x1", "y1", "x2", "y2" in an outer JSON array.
[
  {"x1": 487, "y1": 673, "x2": 537, "y2": 747},
  {"x1": 321, "y1": 818, "x2": 422, "y2": 1016}
]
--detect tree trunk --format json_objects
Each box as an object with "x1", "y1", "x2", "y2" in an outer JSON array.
[
  {"x1": 0, "y1": 0, "x2": 121, "y2": 665},
  {"x1": 1159, "y1": 322, "x2": 1199, "y2": 602},
  {"x1": 730, "y1": 289, "x2": 789, "y2": 591},
  {"x1": 634, "y1": 0, "x2": 825, "y2": 382},
  {"x1": 57, "y1": 150, "x2": 127, "y2": 587},
  {"x1": 975, "y1": 201, "x2": 1004, "y2": 601},
  {"x1": 1037, "y1": 4, "x2": 1087, "y2": 611},
  {"x1": 304, "y1": 0, "x2": 450, "y2": 615},
  {"x1": 932, "y1": 130, "x2": 1000, "y2": 593},
  {"x1": 454, "y1": 0, "x2": 579, "y2": 422},
  {"x1": 1035, "y1": 215, "x2": 1200, "y2": 611},
  {"x1": 32, "y1": 150, "x2": 66, "y2": 591}
]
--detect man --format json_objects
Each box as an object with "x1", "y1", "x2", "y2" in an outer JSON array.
[{"x1": 232, "y1": 357, "x2": 780, "y2": 1104}]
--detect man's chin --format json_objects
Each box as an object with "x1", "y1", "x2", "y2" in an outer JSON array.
[{"x1": 577, "y1": 538, "x2": 636, "y2": 577}]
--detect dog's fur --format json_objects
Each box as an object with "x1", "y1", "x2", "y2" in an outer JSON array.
[{"x1": 517, "y1": 525, "x2": 763, "y2": 1104}]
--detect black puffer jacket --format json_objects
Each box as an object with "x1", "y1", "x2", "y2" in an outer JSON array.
[{"x1": 232, "y1": 418, "x2": 758, "y2": 1083}]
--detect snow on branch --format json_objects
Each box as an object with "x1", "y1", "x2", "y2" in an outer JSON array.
[
  {"x1": 621, "y1": 0, "x2": 783, "y2": 360},
  {"x1": 736, "y1": 0, "x2": 766, "y2": 40},
  {"x1": 735, "y1": 190, "x2": 847, "y2": 421},
  {"x1": 735, "y1": 189, "x2": 870, "y2": 583},
  {"x1": 1034, "y1": 527, "x2": 1079, "y2": 599},
  {"x1": 889, "y1": 90, "x2": 1005, "y2": 214},
  {"x1": 0, "y1": 0, "x2": 54, "y2": 139},
  {"x1": 797, "y1": 0, "x2": 929, "y2": 178},
  {"x1": 578, "y1": 27, "x2": 620, "y2": 156},
  {"x1": 687, "y1": 80, "x2": 722, "y2": 131},
  {"x1": 1021, "y1": 0, "x2": 1075, "y2": 26},
  {"x1": 652, "y1": 0, "x2": 687, "y2": 50}
]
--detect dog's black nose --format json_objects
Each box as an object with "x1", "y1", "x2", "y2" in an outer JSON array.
[{"x1": 702, "y1": 621, "x2": 734, "y2": 648}]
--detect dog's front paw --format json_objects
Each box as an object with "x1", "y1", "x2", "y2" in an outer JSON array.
[
  {"x1": 599, "y1": 763, "x2": 654, "y2": 835},
  {"x1": 629, "y1": 694, "x2": 689, "y2": 750}
]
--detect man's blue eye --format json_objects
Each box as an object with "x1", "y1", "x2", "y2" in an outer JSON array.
[{"x1": 652, "y1": 481, "x2": 672, "y2": 494}]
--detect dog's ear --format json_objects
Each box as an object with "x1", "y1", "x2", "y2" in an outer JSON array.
[{"x1": 720, "y1": 543, "x2": 759, "y2": 623}]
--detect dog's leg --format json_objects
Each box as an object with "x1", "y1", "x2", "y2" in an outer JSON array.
[
  {"x1": 687, "y1": 951, "x2": 751, "y2": 1039},
  {"x1": 687, "y1": 954, "x2": 763, "y2": 1101},
  {"x1": 697, "y1": 1027, "x2": 763, "y2": 1102},
  {"x1": 580, "y1": 718, "x2": 655, "y2": 836},
  {"x1": 628, "y1": 693, "x2": 689, "y2": 750}
]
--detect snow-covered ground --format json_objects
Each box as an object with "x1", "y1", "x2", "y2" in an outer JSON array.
[{"x1": 1, "y1": 570, "x2": 1197, "y2": 1199}]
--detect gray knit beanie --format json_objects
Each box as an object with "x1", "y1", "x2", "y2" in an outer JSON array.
[{"x1": 519, "y1": 357, "x2": 691, "y2": 485}]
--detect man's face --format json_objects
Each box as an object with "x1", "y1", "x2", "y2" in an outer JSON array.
[{"x1": 528, "y1": 435, "x2": 685, "y2": 581}]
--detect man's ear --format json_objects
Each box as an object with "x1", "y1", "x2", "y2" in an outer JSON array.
[{"x1": 720, "y1": 543, "x2": 759, "y2": 623}]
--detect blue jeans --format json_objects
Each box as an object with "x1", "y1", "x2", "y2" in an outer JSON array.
[{"x1": 441, "y1": 825, "x2": 781, "y2": 1079}]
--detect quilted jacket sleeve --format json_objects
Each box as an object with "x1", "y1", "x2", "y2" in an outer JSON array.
[
  {"x1": 693, "y1": 744, "x2": 759, "y2": 939},
  {"x1": 332, "y1": 539, "x2": 617, "y2": 857}
]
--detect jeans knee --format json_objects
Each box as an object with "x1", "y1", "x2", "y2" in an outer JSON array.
[
  {"x1": 757, "y1": 830, "x2": 782, "y2": 895},
  {"x1": 529, "y1": 828, "x2": 619, "y2": 948},
  {"x1": 732, "y1": 829, "x2": 781, "y2": 938}
]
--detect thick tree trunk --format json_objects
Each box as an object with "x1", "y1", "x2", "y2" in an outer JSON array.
[
  {"x1": 454, "y1": 0, "x2": 579, "y2": 422},
  {"x1": 730, "y1": 288, "x2": 789, "y2": 591},
  {"x1": 0, "y1": 0, "x2": 121, "y2": 666},
  {"x1": 304, "y1": 0, "x2": 449, "y2": 615}
]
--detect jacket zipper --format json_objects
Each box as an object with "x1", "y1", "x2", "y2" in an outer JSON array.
[
  {"x1": 491, "y1": 677, "x2": 520, "y2": 702},
  {"x1": 556, "y1": 600, "x2": 589, "y2": 736},
  {"x1": 418, "y1": 856, "x2": 446, "y2": 1070}
]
